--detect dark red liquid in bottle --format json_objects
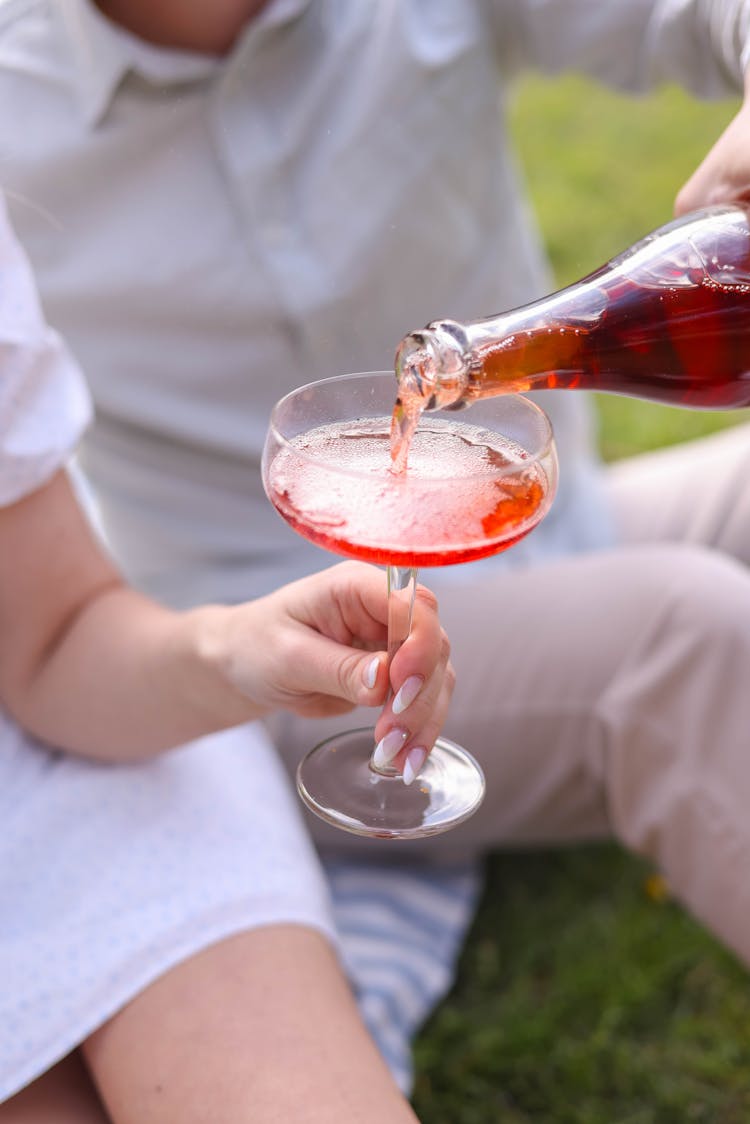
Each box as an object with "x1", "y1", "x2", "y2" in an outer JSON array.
[{"x1": 394, "y1": 204, "x2": 750, "y2": 414}]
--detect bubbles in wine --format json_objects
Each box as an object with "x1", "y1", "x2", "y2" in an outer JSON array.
[{"x1": 267, "y1": 416, "x2": 550, "y2": 566}]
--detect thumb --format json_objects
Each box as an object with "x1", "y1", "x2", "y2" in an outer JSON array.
[
  {"x1": 674, "y1": 103, "x2": 750, "y2": 216},
  {"x1": 675, "y1": 162, "x2": 736, "y2": 217},
  {"x1": 298, "y1": 637, "x2": 387, "y2": 705}
]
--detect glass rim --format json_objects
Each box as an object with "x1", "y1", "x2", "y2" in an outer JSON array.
[{"x1": 267, "y1": 370, "x2": 556, "y2": 483}]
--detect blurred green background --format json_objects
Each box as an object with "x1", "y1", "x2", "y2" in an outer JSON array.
[{"x1": 411, "y1": 76, "x2": 750, "y2": 1124}]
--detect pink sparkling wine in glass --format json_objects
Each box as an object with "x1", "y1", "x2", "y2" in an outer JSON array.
[{"x1": 266, "y1": 417, "x2": 550, "y2": 567}]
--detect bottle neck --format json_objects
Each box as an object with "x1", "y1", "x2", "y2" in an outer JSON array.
[
  {"x1": 395, "y1": 302, "x2": 556, "y2": 410},
  {"x1": 396, "y1": 265, "x2": 626, "y2": 408}
]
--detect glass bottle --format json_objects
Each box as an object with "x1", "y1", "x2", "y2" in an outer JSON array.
[{"x1": 394, "y1": 203, "x2": 750, "y2": 414}]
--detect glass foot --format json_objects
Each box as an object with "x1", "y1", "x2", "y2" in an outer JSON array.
[{"x1": 296, "y1": 727, "x2": 486, "y2": 839}]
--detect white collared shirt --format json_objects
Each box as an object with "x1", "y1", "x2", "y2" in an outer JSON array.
[
  {"x1": 0, "y1": 0, "x2": 747, "y2": 604},
  {"x1": 0, "y1": 191, "x2": 91, "y2": 506}
]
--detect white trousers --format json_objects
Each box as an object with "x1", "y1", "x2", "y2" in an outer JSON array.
[{"x1": 274, "y1": 421, "x2": 750, "y2": 968}]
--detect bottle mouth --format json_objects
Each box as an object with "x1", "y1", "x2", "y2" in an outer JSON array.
[
  {"x1": 394, "y1": 331, "x2": 440, "y2": 408},
  {"x1": 394, "y1": 321, "x2": 470, "y2": 411}
]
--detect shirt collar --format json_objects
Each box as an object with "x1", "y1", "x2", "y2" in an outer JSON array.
[{"x1": 56, "y1": 0, "x2": 312, "y2": 129}]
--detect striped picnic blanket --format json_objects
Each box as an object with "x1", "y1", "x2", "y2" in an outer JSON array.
[{"x1": 326, "y1": 856, "x2": 483, "y2": 1092}]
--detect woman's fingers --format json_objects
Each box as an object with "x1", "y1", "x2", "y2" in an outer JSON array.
[
  {"x1": 371, "y1": 665, "x2": 455, "y2": 783},
  {"x1": 372, "y1": 587, "x2": 454, "y2": 783},
  {"x1": 256, "y1": 562, "x2": 455, "y2": 784}
]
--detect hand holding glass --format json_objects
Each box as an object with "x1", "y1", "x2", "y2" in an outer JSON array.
[{"x1": 262, "y1": 372, "x2": 558, "y2": 839}]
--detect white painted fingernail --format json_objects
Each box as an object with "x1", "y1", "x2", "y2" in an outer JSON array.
[
  {"x1": 392, "y1": 675, "x2": 423, "y2": 715},
  {"x1": 364, "y1": 656, "x2": 380, "y2": 690},
  {"x1": 372, "y1": 727, "x2": 408, "y2": 768},
  {"x1": 403, "y1": 746, "x2": 427, "y2": 786}
]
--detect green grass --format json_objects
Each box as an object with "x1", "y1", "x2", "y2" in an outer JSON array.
[
  {"x1": 413, "y1": 847, "x2": 750, "y2": 1123},
  {"x1": 411, "y1": 76, "x2": 750, "y2": 1122}
]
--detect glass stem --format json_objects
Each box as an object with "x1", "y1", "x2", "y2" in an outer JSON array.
[
  {"x1": 387, "y1": 565, "x2": 419, "y2": 668},
  {"x1": 369, "y1": 565, "x2": 419, "y2": 777}
]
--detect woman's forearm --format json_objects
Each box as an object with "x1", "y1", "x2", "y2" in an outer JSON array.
[
  {"x1": 1, "y1": 473, "x2": 450, "y2": 763},
  {"x1": 0, "y1": 470, "x2": 260, "y2": 760},
  {"x1": 5, "y1": 586, "x2": 260, "y2": 760}
]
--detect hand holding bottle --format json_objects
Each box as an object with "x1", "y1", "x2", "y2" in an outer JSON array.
[{"x1": 675, "y1": 71, "x2": 750, "y2": 216}]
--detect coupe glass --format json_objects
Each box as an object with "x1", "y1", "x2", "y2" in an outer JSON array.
[{"x1": 262, "y1": 371, "x2": 558, "y2": 839}]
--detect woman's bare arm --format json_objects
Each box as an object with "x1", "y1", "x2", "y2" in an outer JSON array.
[{"x1": 0, "y1": 469, "x2": 452, "y2": 761}]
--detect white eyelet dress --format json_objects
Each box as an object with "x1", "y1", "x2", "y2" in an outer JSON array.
[{"x1": 0, "y1": 196, "x2": 337, "y2": 1101}]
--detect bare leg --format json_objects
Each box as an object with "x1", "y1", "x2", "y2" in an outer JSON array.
[
  {"x1": 0, "y1": 1053, "x2": 110, "y2": 1123},
  {"x1": 84, "y1": 925, "x2": 419, "y2": 1124}
]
